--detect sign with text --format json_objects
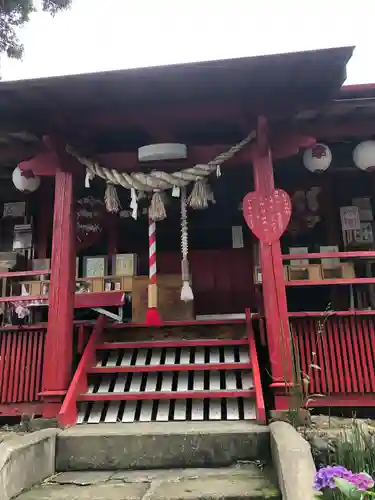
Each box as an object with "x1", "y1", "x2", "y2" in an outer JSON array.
[{"x1": 242, "y1": 189, "x2": 292, "y2": 243}]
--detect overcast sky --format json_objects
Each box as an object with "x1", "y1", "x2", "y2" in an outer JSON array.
[{"x1": 1, "y1": 0, "x2": 374, "y2": 84}]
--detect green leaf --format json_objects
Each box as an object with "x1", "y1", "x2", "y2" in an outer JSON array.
[{"x1": 334, "y1": 478, "x2": 362, "y2": 499}]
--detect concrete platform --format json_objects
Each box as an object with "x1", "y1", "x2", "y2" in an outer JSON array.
[
  {"x1": 17, "y1": 464, "x2": 280, "y2": 500},
  {"x1": 56, "y1": 421, "x2": 269, "y2": 471}
]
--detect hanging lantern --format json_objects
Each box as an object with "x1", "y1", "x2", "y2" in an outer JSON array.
[
  {"x1": 303, "y1": 143, "x2": 332, "y2": 173},
  {"x1": 353, "y1": 140, "x2": 375, "y2": 171},
  {"x1": 12, "y1": 166, "x2": 40, "y2": 193}
]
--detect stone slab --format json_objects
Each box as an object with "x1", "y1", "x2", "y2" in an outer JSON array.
[
  {"x1": 270, "y1": 421, "x2": 316, "y2": 500},
  {"x1": 56, "y1": 422, "x2": 269, "y2": 471},
  {"x1": 111, "y1": 464, "x2": 266, "y2": 483},
  {"x1": 0, "y1": 428, "x2": 59, "y2": 500},
  {"x1": 51, "y1": 471, "x2": 114, "y2": 485},
  {"x1": 149, "y1": 475, "x2": 280, "y2": 500},
  {"x1": 15, "y1": 482, "x2": 148, "y2": 500},
  {"x1": 17, "y1": 466, "x2": 280, "y2": 500}
]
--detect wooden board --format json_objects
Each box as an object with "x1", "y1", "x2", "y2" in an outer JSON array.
[{"x1": 132, "y1": 275, "x2": 194, "y2": 323}]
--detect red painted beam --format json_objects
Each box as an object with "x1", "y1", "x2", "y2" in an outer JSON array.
[
  {"x1": 294, "y1": 118, "x2": 375, "y2": 141},
  {"x1": 79, "y1": 390, "x2": 256, "y2": 401},
  {"x1": 0, "y1": 295, "x2": 48, "y2": 303},
  {"x1": 288, "y1": 310, "x2": 375, "y2": 317},
  {"x1": 75, "y1": 292, "x2": 125, "y2": 308},
  {"x1": 18, "y1": 151, "x2": 59, "y2": 176},
  {"x1": 286, "y1": 277, "x2": 375, "y2": 286},
  {"x1": 89, "y1": 363, "x2": 251, "y2": 374},
  {"x1": 0, "y1": 291, "x2": 124, "y2": 308},
  {"x1": 305, "y1": 394, "x2": 375, "y2": 407},
  {"x1": 98, "y1": 339, "x2": 248, "y2": 350},
  {"x1": 0, "y1": 270, "x2": 51, "y2": 278},
  {"x1": 0, "y1": 402, "x2": 46, "y2": 416},
  {"x1": 18, "y1": 133, "x2": 317, "y2": 177},
  {"x1": 282, "y1": 251, "x2": 375, "y2": 260},
  {"x1": 107, "y1": 318, "x2": 246, "y2": 329}
]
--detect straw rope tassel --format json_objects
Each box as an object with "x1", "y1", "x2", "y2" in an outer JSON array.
[
  {"x1": 145, "y1": 217, "x2": 162, "y2": 325},
  {"x1": 180, "y1": 187, "x2": 194, "y2": 302}
]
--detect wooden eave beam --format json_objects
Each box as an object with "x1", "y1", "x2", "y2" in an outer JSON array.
[{"x1": 288, "y1": 117, "x2": 375, "y2": 141}]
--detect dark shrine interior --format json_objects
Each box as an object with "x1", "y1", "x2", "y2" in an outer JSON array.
[{"x1": 1, "y1": 108, "x2": 375, "y2": 317}]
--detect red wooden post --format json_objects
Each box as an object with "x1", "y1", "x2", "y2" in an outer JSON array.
[
  {"x1": 251, "y1": 117, "x2": 294, "y2": 410},
  {"x1": 35, "y1": 180, "x2": 52, "y2": 259},
  {"x1": 41, "y1": 170, "x2": 76, "y2": 416}
]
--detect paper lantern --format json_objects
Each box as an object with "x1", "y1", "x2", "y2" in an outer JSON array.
[
  {"x1": 138, "y1": 143, "x2": 187, "y2": 162},
  {"x1": 12, "y1": 167, "x2": 40, "y2": 193},
  {"x1": 353, "y1": 140, "x2": 375, "y2": 171},
  {"x1": 303, "y1": 143, "x2": 332, "y2": 173}
]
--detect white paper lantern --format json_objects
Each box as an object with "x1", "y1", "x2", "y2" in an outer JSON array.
[
  {"x1": 12, "y1": 166, "x2": 40, "y2": 193},
  {"x1": 138, "y1": 143, "x2": 187, "y2": 162},
  {"x1": 303, "y1": 143, "x2": 332, "y2": 173},
  {"x1": 353, "y1": 140, "x2": 375, "y2": 171}
]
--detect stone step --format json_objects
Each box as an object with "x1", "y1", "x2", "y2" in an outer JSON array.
[
  {"x1": 56, "y1": 421, "x2": 269, "y2": 471},
  {"x1": 16, "y1": 464, "x2": 280, "y2": 500}
]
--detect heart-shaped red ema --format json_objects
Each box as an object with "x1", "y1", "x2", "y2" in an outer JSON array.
[{"x1": 242, "y1": 189, "x2": 292, "y2": 243}]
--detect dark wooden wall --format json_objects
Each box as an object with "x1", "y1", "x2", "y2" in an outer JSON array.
[{"x1": 152, "y1": 248, "x2": 255, "y2": 315}]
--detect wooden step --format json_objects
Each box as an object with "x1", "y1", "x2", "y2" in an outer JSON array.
[
  {"x1": 75, "y1": 336, "x2": 258, "y2": 424},
  {"x1": 94, "y1": 344, "x2": 251, "y2": 373},
  {"x1": 77, "y1": 397, "x2": 257, "y2": 423},
  {"x1": 85, "y1": 370, "x2": 254, "y2": 396}
]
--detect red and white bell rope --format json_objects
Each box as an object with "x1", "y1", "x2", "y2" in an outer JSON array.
[
  {"x1": 146, "y1": 217, "x2": 161, "y2": 324},
  {"x1": 149, "y1": 219, "x2": 156, "y2": 285}
]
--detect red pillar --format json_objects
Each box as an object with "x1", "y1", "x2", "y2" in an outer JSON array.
[
  {"x1": 252, "y1": 117, "x2": 293, "y2": 410},
  {"x1": 41, "y1": 170, "x2": 76, "y2": 416},
  {"x1": 35, "y1": 180, "x2": 53, "y2": 259}
]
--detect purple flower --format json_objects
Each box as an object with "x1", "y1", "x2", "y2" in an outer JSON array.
[
  {"x1": 314, "y1": 465, "x2": 351, "y2": 490},
  {"x1": 348, "y1": 473, "x2": 374, "y2": 491},
  {"x1": 314, "y1": 466, "x2": 374, "y2": 492}
]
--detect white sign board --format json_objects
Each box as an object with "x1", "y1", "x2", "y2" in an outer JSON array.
[{"x1": 340, "y1": 206, "x2": 361, "y2": 231}]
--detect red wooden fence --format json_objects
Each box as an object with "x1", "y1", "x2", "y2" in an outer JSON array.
[
  {"x1": 0, "y1": 326, "x2": 46, "y2": 414},
  {"x1": 290, "y1": 312, "x2": 375, "y2": 407}
]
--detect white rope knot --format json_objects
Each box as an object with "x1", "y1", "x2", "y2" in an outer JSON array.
[
  {"x1": 105, "y1": 182, "x2": 121, "y2": 213},
  {"x1": 149, "y1": 190, "x2": 167, "y2": 221},
  {"x1": 189, "y1": 178, "x2": 210, "y2": 210}
]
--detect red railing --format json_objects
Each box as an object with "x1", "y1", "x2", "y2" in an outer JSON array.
[
  {"x1": 282, "y1": 252, "x2": 375, "y2": 287},
  {"x1": 0, "y1": 269, "x2": 124, "y2": 309},
  {"x1": 246, "y1": 309, "x2": 266, "y2": 423},
  {"x1": 290, "y1": 311, "x2": 375, "y2": 407},
  {"x1": 59, "y1": 315, "x2": 105, "y2": 426},
  {"x1": 0, "y1": 326, "x2": 46, "y2": 404}
]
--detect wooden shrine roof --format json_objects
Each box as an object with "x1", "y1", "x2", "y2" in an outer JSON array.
[
  {"x1": 292, "y1": 83, "x2": 375, "y2": 141},
  {"x1": 0, "y1": 46, "x2": 355, "y2": 170}
]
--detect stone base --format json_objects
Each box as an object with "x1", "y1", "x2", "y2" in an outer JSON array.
[
  {"x1": 56, "y1": 421, "x2": 270, "y2": 471},
  {"x1": 16, "y1": 464, "x2": 280, "y2": 500}
]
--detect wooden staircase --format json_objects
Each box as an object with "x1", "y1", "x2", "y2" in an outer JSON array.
[{"x1": 59, "y1": 312, "x2": 266, "y2": 425}]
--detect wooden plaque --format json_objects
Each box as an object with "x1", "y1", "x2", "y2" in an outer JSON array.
[
  {"x1": 82, "y1": 256, "x2": 107, "y2": 278},
  {"x1": 242, "y1": 189, "x2": 292, "y2": 243}
]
